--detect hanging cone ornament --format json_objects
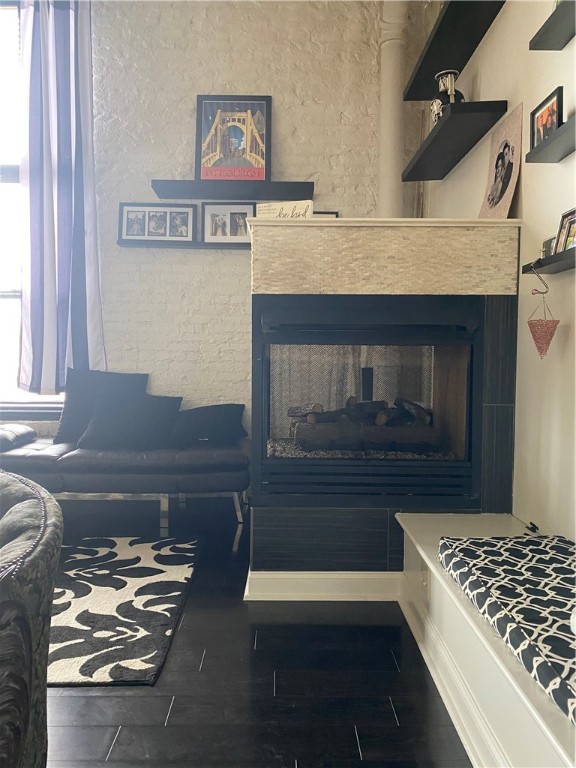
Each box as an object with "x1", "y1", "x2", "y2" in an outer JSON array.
[{"x1": 527, "y1": 296, "x2": 559, "y2": 358}]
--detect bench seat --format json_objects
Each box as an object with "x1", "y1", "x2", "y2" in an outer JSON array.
[{"x1": 0, "y1": 432, "x2": 250, "y2": 534}]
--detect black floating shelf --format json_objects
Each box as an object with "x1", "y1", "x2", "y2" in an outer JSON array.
[
  {"x1": 404, "y1": 1, "x2": 506, "y2": 101},
  {"x1": 402, "y1": 101, "x2": 508, "y2": 182},
  {"x1": 525, "y1": 115, "x2": 576, "y2": 164},
  {"x1": 529, "y1": 0, "x2": 575, "y2": 50},
  {"x1": 522, "y1": 248, "x2": 575, "y2": 275},
  {"x1": 151, "y1": 179, "x2": 314, "y2": 202}
]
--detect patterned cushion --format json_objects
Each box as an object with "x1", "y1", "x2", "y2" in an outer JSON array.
[{"x1": 438, "y1": 534, "x2": 576, "y2": 724}]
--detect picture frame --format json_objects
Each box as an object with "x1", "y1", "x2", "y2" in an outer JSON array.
[
  {"x1": 201, "y1": 202, "x2": 256, "y2": 247},
  {"x1": 479, "y1": 103, "x2": 522, "y2": 219},
  {"x1": 312, "y1": 211, "x2": 339, "y2": 218},
  {"x1": 195, "y1": 95, "x2": 272, "y2": 182},
  {"x1": 530, "y1": 87, "x2": 563, "y2": 150},
  {"x1": 118, "y1": 203, "x2": 197, "y2": 247},
  {"x1": 554, "y1": 207, "x2": 576, "y2": 253}
]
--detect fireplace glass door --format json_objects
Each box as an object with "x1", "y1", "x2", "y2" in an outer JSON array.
[{"x1": 266, "y1": 343, "x2": 471, "y2": 461}]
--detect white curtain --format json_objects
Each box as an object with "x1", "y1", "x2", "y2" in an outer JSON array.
[{"x1": 18, "y1": 0, "x2": 105, "y2": 394}]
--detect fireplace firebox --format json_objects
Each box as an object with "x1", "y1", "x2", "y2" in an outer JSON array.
[{"x1": 252, "y1": 294, "x2": 517, "y2": 512}]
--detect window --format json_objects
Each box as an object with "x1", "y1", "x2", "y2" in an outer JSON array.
[{"x1": 0, "y1": 3, "x2": 62, "y2": 413}]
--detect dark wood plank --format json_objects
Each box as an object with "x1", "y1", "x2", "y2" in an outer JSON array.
[
  {"x1": 151, "y1": 179, "x2": 314, "y2": 201},
  {"x1": 529, "y1": 0, "x2": 576, "y2": 50},
  {"x1": 404, "y1": 1, "x2": 506, "y2": 101},
  {"x1": 46, "y1": 501, "x2": 471, "y2": 768},
  {"x1": 402, "y1": 101, "x2": 508, "y2": 181}
]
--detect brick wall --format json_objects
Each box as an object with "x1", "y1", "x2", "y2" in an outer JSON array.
[{"x1": 91, "y1": 1, "x2": 387, "y2": 418}]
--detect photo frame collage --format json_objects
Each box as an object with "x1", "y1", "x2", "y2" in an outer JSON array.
[
  {"x1": 118, "y1": 95, "x2": 338, "y2": 249},
  {"x1": 118, "y1": 201, "x2": 256, "y2": 249}
]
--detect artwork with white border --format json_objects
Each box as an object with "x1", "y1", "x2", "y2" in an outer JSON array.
[{"x1": 201, "y1": 202, "x2": 256, "y2": 245}]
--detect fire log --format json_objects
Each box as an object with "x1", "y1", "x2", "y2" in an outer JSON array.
[
  {"x1": 394, "y1": 397, "x2": 432, "y2": 425},
  {"x1": 375, "y1": 407, "x2": 415, "y2": 427},
  {"x1": 295, "y1": 416, "x2": 362, "y2": 451},
  {"x1": 361, "y1": 424, "x2": 442, "y2": 451},
  {"x1": 307, "y1": 400, "x2": 389, "y2": 424}
]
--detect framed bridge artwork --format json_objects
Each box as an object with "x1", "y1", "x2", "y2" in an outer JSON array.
[{"x1": 195, "y1": 95, "x2": 271, "y2": 182}]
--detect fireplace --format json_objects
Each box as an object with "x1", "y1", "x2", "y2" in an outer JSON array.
[
  {"x1": 252, "y1": 293, "x2": 490, "y2": 509},
  {"x1": 247, "y1": 219, "x2": 520, "y2": 578}
]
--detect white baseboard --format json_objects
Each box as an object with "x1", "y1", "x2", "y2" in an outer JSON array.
[{"x1": 243, "y1": 569, "x2": 402, "y2": 601}]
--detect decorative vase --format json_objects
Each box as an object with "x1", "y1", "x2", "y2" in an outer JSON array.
[
  {"x1": 528, "y1": 318, "x2": 559, "y2": 358},
  {"x1": 430, "y1": 69, "x2": 465, "y2": 125}
]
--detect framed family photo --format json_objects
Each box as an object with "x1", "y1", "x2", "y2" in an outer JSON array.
[
  {"x1": 554, "y1": 207, "x2": 576, "y2": 254},
  {"x1": 530, "y1": 87, "x2": 563, "y2": 149},
  {"x1": 479, "y1": 103, "x2": 522, "y2": 219},
  {"x1": 118, "y1": 203, "x2": 197, "y2": 247},
  {"x1": 195, "y1": 95, "x2": 271, "y2": 182},
  {"x1": 201, "y1": 202, "x2": 255, "y2": 246}
]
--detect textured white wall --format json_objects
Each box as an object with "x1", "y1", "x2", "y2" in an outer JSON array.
[
  {"x1": 91, "y1": 1, "x2": 381, "y2": 415},
  {"x1": 426, "y1": 1, "x2": 575, "y2": 539}
]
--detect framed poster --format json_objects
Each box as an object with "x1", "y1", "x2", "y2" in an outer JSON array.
[
  {"x1": 195, "y1": 95, "x2": 271, "y2": 182},
  {"x1": 201, "y1": 202, "x2": 256, "y2": 246},
  {"x1": 118, "y1": 203, "x2": 197, "y2": 247}
]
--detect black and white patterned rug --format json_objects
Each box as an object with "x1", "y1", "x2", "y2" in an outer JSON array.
[{"x1": 48, "y1": 536, "x2": 198, "y2": 686}]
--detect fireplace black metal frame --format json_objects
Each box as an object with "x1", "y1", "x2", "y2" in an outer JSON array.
[{"x1": 252, "y1": 294, "x2": 517, "y2": 514}]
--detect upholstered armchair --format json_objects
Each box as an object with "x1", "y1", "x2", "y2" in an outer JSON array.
[{"x1": 0, "y1": 470, "x2": 63, "y2": 768}]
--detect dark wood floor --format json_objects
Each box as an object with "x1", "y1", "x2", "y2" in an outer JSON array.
[{"x1": 46, "y1": 500, "x2": 472, "y2": 768}]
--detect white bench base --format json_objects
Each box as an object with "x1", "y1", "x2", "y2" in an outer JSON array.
[{"x1": 396, "y1": 513, "x2": 575, "y2": 768}]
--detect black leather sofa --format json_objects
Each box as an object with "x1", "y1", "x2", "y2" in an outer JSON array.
[{"x1": 0, "y1": 423, "x2": 250, "y2": 536}]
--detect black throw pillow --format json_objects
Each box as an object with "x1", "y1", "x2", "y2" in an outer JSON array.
[
  {"x1": 169, "y1": 404, "x2": 247, "y2": 448},
  {"x1": 53, "y1": 368, "x2": 149, "y2": 444},
  {"x1": 77, "y1": 393, "x2": 183, "y2": 450}
]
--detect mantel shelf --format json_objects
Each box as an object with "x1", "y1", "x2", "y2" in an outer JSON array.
[
  {"x1": 151, "y1": 179, "x2": 314, "y2": 202},
  {"x1": 529, "y1": 0, "x2": 576, "y2": 50},
  {"x1": 403, "y1": 1, "x2": 505, "y2": 101},
  {"x1": 525, "y1": 116, "x2": 576, "y2": 164},
  {"x1": 402, "y1": 101, "x2": 508, "y2": 182},
  {"x1": 521, "y1": 248, "x2": 575, "y2": 275}
]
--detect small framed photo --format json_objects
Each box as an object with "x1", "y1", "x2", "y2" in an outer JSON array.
[
  {"x1": 554, "y1": 207, "x2": 576, "y2": 253},
  {"x1": 530, "y1": 87, "x2": 563, "y2": 149},
  {"x1": 195, "y1": 95, "x2": 272, "y2": 182},
  {"x1": 201, "y1": 202, "x2": 256, "y2": 247},
  {"x1": 118, "y1": 203, "x2": 197, "y2": 247},
  {"x1": 312, "y1": 211, "x2": 340, "y2": 218}
]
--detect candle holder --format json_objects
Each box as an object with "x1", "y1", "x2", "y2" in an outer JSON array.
[{"x1": 430, "y1": 69, "x2": 465, "y2": 125}]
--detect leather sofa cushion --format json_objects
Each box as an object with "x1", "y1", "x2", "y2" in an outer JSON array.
[
  {"x1": 58, "y1": 446, "x2": 249, "y2": 474},
  {"x1": 0, "y1": 423, "x2": 37, "y2": 451},
  {"x1": 0, "y1": 440, "x2": 74, "y2": 472},
  {"x1": 58, "y1": 470, "x2": 249, "y2": 494}
]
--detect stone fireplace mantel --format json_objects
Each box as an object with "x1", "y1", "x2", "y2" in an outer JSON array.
[{"x1": 249, "y1": 218, "x2": 521, "y2": 296}]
